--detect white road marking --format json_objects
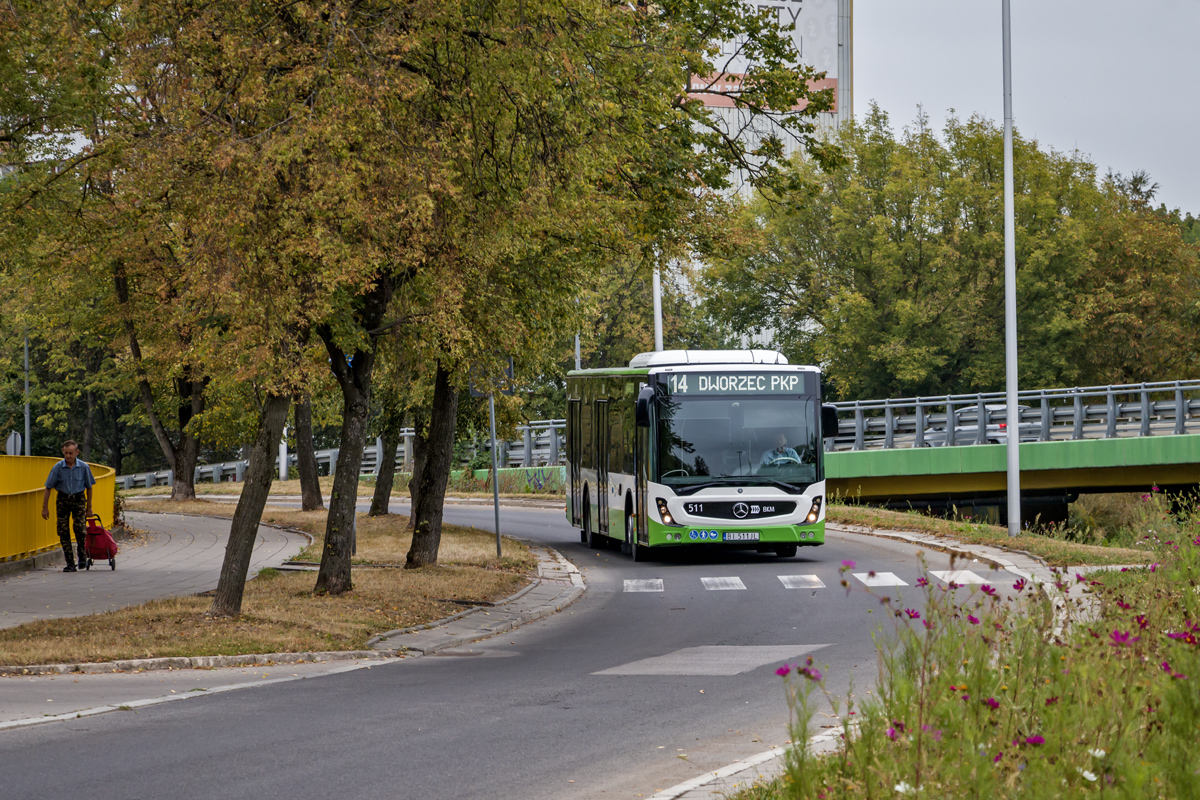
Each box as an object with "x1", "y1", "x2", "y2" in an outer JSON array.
[
  {"x1": 593, "y1": 644, "x2": 829, "y2": 676},
  {"x1": 930, "y1": 570, "x2": 988, "y2": 585},
  {"x1": 624, "y1": 579, "x2": 664, "y2": 593},
  {"x1": 778, "y1": 575, "x2": 826, "y2": 590},
  {"x1": 701, "y1": 577, "x2": 747, "y2": 591},
  {"x1": 853, "y1": 572, "x2": 908, "y2": 587}
]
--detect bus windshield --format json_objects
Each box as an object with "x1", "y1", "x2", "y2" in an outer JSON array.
[{"x1": 655, "y1": 395, "x2": 820, "y2": 494}]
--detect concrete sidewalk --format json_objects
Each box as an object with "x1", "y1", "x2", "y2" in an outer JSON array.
[{"x1": 0, "y1": 511, "x2": 307, "y2": 630}]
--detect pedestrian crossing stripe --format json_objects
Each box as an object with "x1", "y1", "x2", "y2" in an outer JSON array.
[
  {"x1": 929, "y1": 570, "x2": 987, "y2": 585},
  {"x1": 779, "y1": 575, "x2": 826, "y2": 590},
  {"x1": 853, "y1": 572, "x2": 908, "y2": 587},
  {"x1": 701, "y1": 577, "x2": 746, "y2": 591},
  {"x1": 623, "y1": 579, "x2": 664, "y2": 593}
]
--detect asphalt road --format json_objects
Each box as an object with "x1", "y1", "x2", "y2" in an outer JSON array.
[{"x1": 1, "y1": 500, "x2": 1025, "y2": 800}]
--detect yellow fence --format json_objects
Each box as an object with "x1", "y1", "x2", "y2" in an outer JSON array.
[{"x1": 0, "y1": 456, "x2": 116, "y2": 563}]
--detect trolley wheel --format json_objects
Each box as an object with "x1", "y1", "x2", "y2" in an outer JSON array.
[
  {"x1": 109, "y1": 557, "x2": 116, "y2": 570},
  {"x1": 775, "y1": 544, "x2": 798, "y2": 559}
]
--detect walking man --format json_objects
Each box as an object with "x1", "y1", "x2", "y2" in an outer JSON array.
[{"x1": 41, "y1": 440, "x2": 95, "y2": 572}]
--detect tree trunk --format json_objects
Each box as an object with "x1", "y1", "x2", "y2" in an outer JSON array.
[
  {"x1": 207, "y1": 393, "x2": 292, "y2": 617},
  {"x1": 407, "y1": 407, "x2": 429, "y2": 531},
  {"x1": 295, "y1": 394, "x2": 324, "y2": 511},
  {"x1": 314, "y1": 344, "x2": 376, "y2": 595},
  {"x1": 370, "y1": 413, "x2": 403, "y2": 516},
  {"x1": 169, "y1": 373, "x2": 206, "y2": 501},
  {"x1": 405, "y1": 364, "x2": 458, "y2": 568}
]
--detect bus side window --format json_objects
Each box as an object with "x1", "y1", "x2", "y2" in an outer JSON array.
[
  {"x1": 623, "y1": 403, "x2": 636, "y2": 474},
  {"x1": 581, "y1": 402, "x2": 593, "y2": 469},
  {"x1": 609, "y1": 410, "x2": 624, "y2": 474}
]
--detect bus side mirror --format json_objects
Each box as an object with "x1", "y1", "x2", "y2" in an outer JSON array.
[
  {"x1": 821, "y1": 405, "x2": 840, "y2": 438},
  {"x1": 635, "y1": 387, "x2": 654, "y2": 428}
]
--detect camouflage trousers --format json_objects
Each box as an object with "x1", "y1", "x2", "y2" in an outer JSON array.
[{"x1": 56, "y1": 492, "x2": 88, "y2": 565}]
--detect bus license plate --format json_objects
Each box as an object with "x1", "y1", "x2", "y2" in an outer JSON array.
[{"x1": 723, "y1": 532, "x2": 760, "y2": 542}]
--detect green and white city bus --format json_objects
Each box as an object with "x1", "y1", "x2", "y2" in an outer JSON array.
[{"x1": 565, "y1": 350, "x2": 839, "y2": 560}]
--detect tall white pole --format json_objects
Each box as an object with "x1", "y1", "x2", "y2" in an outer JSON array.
[
  {"x1": 574, "y1": 333, "x2": 581, "y2": 371},
  {"x1": 23, "y1": 332, "x2": 30, "y2": 456},
  {"x1": 652, "y1": 266, "x2": 663, "y2": 351},
  {"x1": 1002, "y1": 0, "x2": 1021, "y2": 536}
]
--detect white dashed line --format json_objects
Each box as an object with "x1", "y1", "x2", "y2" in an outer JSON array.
[
  {"x1": 929, "y1": 570, "x2": 988, "y2": 585},
  {"x1": 623, "y1": 579, "x2": 665, "y2": 593},
  {"x1": 778, "y1": 575, "x2": 826, "y2": 590},
  {"x1": 853, "y1": 572, "x2": 908, "y2": 587},
  {"x1": 701, "y1": 577, "x2": 747, "y2": 591}
]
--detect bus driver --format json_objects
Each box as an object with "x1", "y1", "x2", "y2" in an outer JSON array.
[{"x1": 759, "y1": 433, "x2": 800, "y2": 470}]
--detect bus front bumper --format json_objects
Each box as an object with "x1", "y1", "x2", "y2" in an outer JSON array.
[{"x1": 645, "y1": 519, "x2": 825, "y2": 547}]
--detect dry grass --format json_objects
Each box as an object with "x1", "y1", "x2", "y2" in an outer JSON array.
[
  {"x1": 0, "y1": 502, "x2": 538, "y2": 667},
  {"x1": 0, "y1": 566, "x2": 527, "y2": 667},
  {"x1": 828, "y1": 503, "x2": 1151, "y2": 568},
  {"x1": 126, "y1": 499, "x2": 536, "y2": 571}
]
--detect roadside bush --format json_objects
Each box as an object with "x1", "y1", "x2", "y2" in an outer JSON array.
[{"x1": 764, "y1": 491, "x2": 1199, "y2": 799}]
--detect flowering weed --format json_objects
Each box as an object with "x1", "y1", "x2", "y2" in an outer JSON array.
[{"x1": 758, "y1": 491, "x2": 1200, "y2": 799}]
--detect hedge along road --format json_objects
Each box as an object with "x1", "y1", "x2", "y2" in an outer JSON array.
[{"x1": 0, "y1": 498, "x2": 1029, "y2": 800}]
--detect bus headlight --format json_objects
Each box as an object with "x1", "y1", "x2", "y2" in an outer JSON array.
[
  {"x1": 805, "y1": 496, "x2": 823, "y2": 524},
  {"x1": 656, "y1": 497, "x2": 678, "y2": 526}
]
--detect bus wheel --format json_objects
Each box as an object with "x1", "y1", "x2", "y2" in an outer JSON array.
[
  {"x1": 585, "y1": 496, "x2": 604, "y2": 549},
  {"x1": 627, "y1": 514, "x2": 645, "y2": 562},
  {"x1": 775, "y1": 544, "x2": 798, "y2": 558}
]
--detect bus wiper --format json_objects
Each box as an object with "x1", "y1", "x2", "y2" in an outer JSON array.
[{"x1": 673, "y1": 477, "x2": 805, "y2": 496}]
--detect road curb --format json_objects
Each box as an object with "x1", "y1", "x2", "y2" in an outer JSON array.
[
  {"x1": 651, "y1": 727, "x2": 846, "y2": 799},
  {"x1": 0, "y1": 649, "x2": 401, "y2": 677}
]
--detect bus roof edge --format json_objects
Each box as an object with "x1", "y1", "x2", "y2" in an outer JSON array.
[{"x1": 627, "y1": 349, "x2": 790, "y2": 368}]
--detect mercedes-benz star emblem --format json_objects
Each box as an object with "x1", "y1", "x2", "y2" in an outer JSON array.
[{"x1": 733, "y1": 502, "x2": 749, "y2": 519}]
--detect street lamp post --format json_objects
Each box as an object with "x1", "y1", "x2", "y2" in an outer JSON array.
[
  {"x1": 652, "y1": 266, "x2": 663, "y2": 352},
  {"x1": 1002, "y1": 0, "x2": 1021, "y2": 536}
]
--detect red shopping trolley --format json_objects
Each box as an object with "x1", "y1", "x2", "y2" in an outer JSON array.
[{"x1": 83, "y1": 515, "x2": 118, "y2": 570}]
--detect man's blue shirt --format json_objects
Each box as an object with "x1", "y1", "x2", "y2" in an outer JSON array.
[
  {"x1": 759, "y1": 446, "x2": 800, "y2": 467},
  {"x1": 45, "y1": 459, "x2": 96, "y2": 495}
]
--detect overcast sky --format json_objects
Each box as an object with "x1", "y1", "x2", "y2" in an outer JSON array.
[{"x1": 853, "y1": 1, "x2": 1200, "y2": 213}]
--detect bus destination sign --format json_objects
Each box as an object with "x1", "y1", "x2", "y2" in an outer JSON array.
[{"x1": 663, "y1": 372, "x2": 814, "y2": 395}]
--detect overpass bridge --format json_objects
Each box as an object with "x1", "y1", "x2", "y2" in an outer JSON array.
[{"x1": 825, "y1": 380, "x2": 1200, "y2": 524}]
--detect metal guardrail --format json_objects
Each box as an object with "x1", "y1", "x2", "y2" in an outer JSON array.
[
  {"x1": 826, "y1": 380, "x2": 1200, "y2": 452},
  {"x1": 118, "y1": 420, "x2": 568, "y2": 489}
]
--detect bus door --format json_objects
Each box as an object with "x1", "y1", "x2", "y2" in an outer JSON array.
[
  {"x1": 635, "y1": 416, "x2": 647, "y2": 545},
  {"x1": 596, "y1": 400, "x2": 610, "y2": 535},
  {"x1": 568, "y1": 399, "x2": 581, "y2": 526}
]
